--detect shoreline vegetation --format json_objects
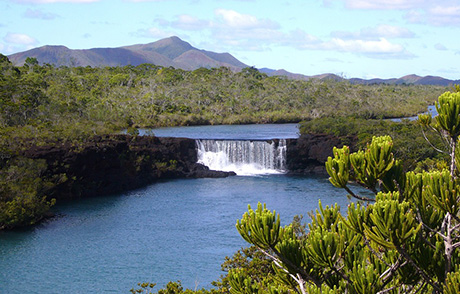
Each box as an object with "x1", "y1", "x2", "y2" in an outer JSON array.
[
  {"x1": 0, "y1": 54, "x2": 450, "y2": 229},
  {"x1": 3, "y1": 53, "x2": 460, "y2": 292}
]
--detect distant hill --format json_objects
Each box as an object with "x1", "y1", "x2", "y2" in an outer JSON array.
[
  {"x1": 260, "y1": 69, "x2": 459, "y2": 86},
  {"x1": 349, "y1": 74, "x2": 460, "y2": 86},
  {"x1": 7, "y1": 36, "x2": 459, "y2": 86},
  {"x1": 7, "y1": 36, "x2": 248, "y2": 71}
]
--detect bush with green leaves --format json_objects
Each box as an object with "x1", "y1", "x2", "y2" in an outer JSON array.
[
  {"x1": 0, "y1": 157, "x2": 56, "y2": 229},
  {"x1": 299, "y1": 115, "x2": 446, "y2": 171},
  {"x1": 230, "y1": 90, "x2": 460, "y2": 293}
]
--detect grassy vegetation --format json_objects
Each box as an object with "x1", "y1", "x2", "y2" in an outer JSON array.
[
  {"x1": 0, "y1": 53, "x2": 450, "y2": 229},
  {"x1": 1, "y1": 55, "x2": 447, "y2": 141},
  {"x1": 299, "y1": 117, "x2": 447, "y2": 171}
]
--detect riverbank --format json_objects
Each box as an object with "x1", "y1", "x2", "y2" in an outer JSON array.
[
  {"x1": 1, "y1": 132, "x2": 351, "y2": 230},
  {"x1": 286, "y1": 133, "x2": 356, "y2": 174},
  {"x1": 20, "y1": 135, "x2": 236, "y2": 200},
  {"x1": 25, "y1": 133, "x2": 347, "y2": 200},
  {"x1": 0, "y1": 135, "x2": 236, "y2": 230}
]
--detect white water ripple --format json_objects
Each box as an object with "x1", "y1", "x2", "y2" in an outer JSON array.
[{"x1": 196, "y1": 139, "x2": 287, "y2": 176}]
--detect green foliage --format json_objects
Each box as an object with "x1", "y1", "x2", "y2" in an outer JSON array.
[
  {"x1": 364, "y1": 195, "x2": 421, "y2": 249},
  {"x1": 300, "y1": 116, "x2": 446, "y2": 170},
  {"x1": 0, "y1": 56, "x2": 447, "y2": 148},
  {"x1": 444, "y1": 272, "x2": 460, "y2": 294},
  {"x1": 228, "y1": 269, "x2": 261, "y2": 294},
  {"x1": 325, "y1": 146, "x2": 350, "y2": 188},
  {"x1": 130, "y1": 281, "x2": 214, "y2": 294},
  {"x1": 130, "y1": 282, "x2": 157, "y2": 294},
  {"x1": 213, "y1": 245, "x2": 274, "y2": 292},
  {"x1": 229, "y1": 90, "x2": 460, "y2": 294},
  {"x1": 435, "y1": 92, "x2": 460, "y2": 139},
  {"x1": 236, "y1": 203, "x2": 285, "y2": 250},
  {"x1": 0, "y1": 157, "x2": 56, "y2": 229}
]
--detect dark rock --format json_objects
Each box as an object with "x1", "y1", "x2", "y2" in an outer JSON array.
[
  {"x1": 187, "y1": 163, "x2": 236, "y2": 178},
  {"x1": 18, "y1": 134, "x2": 235, "y2": 200},
  {"x1": 15, "y1": 132, "x2": 354, "y2": 200},
  {"x1": 286, "y1": 134, "x2": 356, "y2": 175}
]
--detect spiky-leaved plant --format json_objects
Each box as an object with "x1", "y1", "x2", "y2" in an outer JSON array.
[{"x1": 230, "y1": 90, "x2": 460, "y2": 293}]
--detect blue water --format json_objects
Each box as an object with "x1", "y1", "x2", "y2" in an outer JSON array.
[
  {"x1": 0, "y1": 124, "x2": 354, "y2": 293},
  {"x1": 139, "y1": 123, "x2": 300, "y2": 140},
  {"x1": 390, "y1": 105, "x2": 437, "y2": 122},
  {"x1": 0, "y1": 176, "x2": 354, "y2": 293}
]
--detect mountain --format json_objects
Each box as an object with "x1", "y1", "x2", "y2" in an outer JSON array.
[
  {"x1": 6, "y1": 36, "x2": 459, "y2": 86},
  {"x1": 349, "y1": 74, "x2": 460, "y2": 86},
  {"x1": 7, "y1": 36, "x2": 248, "y2": 70}
]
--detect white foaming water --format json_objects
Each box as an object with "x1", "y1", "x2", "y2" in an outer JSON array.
[{"x1": 196, "y1": 139, "x2": 287, "y2": 176}]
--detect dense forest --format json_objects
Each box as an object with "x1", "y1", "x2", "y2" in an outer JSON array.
[
  {"x1": 3, "y1": 52, "x2": 460, "y2": 292},
  {"x1": 0, "y1": 54, "x2": 447, "y2": 147}
]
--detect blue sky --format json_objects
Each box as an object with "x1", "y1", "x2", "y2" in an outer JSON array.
[{"x1": 1, "y1": 0, "x2": 459, "y2": 79}]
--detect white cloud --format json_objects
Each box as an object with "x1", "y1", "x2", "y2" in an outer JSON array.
[
  {"x1": 363, "y1": 24, "x2": 415, "y2": 38},
  {"x1": 214, "y1": 9, "x2": 279, "y2": 30},
  {"x1": 0, "y1": 43, "x2": 27, "y2": 54},
  {"x1": 131, "y1": 27, "x2": 177, "y2": 40},
  {"x1": 333, "y1": 24, "x2": 415, "y2": 40},
  {"x1": 281, "y1": 27, "x2": 413, "y2": 59},
  {"x1": 144, "y1": 8, "x2": 412, "y2": 59},
  {"x1": 23, "y1": 8, "x2": 58, "y2": 20},
  {"x1": 425, "y1": 5, "x2": 460, "y2": 26},
  {"x1": 405, "y1": 6, "x2": 460, "y2": 26},
  {"x1": 280, "y1": 29, "x2": 321, "y2": 49},
  {"x1": 171, "y1": 15, "x2": 210, "y2": 31},
  {"x1": 329, "y1": 0, "x2": 460, "y2": 26},
  {"x1": 13, "y1": 0, "x2": 98, "y2": 3},
  {"x1": 122, "y1": 0, "x2": 163, "y2": 2},
  {"x1": 2, "y1": 33, "x2": 38, "y2": 54},
  {"x1": 434, "y1": 43, "x2": 447, "y2": 51},
  {"x1": 327, "y1": 37, "x2": 403, "y2": 53},
  {"x1": 4, "y1": 33, "x2": 38, "y2": 45},
  {"x1": 285, "y1": 30, "x2": 414, "y2": 59},
  {"x1": 338, "y1": 0, "x2": 427, "y2": 10},
  {"x1": 429, "y1": 5, "x2": 460, "y2": 16},
  {"x1": 180, "y1": 9, "x2": 279, "y2": 51},
  {"x1": 210, "y1": 26, "x2": 284, "y2": 51}
]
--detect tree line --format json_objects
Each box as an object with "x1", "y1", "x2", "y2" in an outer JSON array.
[{"x1": 0, "y1": 54, "x2": 447, "y2": 146}]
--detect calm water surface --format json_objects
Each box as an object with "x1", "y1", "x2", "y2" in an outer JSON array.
[
  {"x1": 0, "y1": 176, "x2": 354, "y2": 293},
  {"x1": 139, "y1": 123, "x2": 300, "y2": 139},
  {"x1": 0, "y1": 124, "x2": 354, "y2": 293}
]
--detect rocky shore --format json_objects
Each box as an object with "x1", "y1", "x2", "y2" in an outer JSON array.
[
  {"x1": 286, "y1": 133, "x2": 356, "y2": 175},
  {"x1": 16, "y1": 133, "x2": 353, "y2": 201},
  {"x1": 19, "y1": 134, "x2": 235, "y2": 201}
]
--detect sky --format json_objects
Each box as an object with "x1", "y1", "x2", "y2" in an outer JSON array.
[{"x1": 1, "y1": 0, "x2": 459, "y2": 80}]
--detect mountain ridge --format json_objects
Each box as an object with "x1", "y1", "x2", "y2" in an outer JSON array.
[{"x1": 7, "y1": 36, "x2": 459, "y2": 86}]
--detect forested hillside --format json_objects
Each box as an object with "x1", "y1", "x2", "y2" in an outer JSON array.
[
  {"x1": 0, "y1": 53, "x2": 449, "y2": 229},
  {"x1": 0, "y1": 54, "x2": 447, "y2": 145}
]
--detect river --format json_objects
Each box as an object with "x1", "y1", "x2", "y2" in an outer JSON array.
[{"x1": 0, "y1": 124, "x2": 356, "y2": 293}]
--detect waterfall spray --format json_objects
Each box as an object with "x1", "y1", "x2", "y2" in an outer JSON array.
[{"x1": 196, "y1": 139, "x2": 287, "y2": 176}]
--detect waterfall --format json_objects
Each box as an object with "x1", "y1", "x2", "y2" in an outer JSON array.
[{"x1": 196, "y1": 139, "x2": 287, "y2": 176}]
